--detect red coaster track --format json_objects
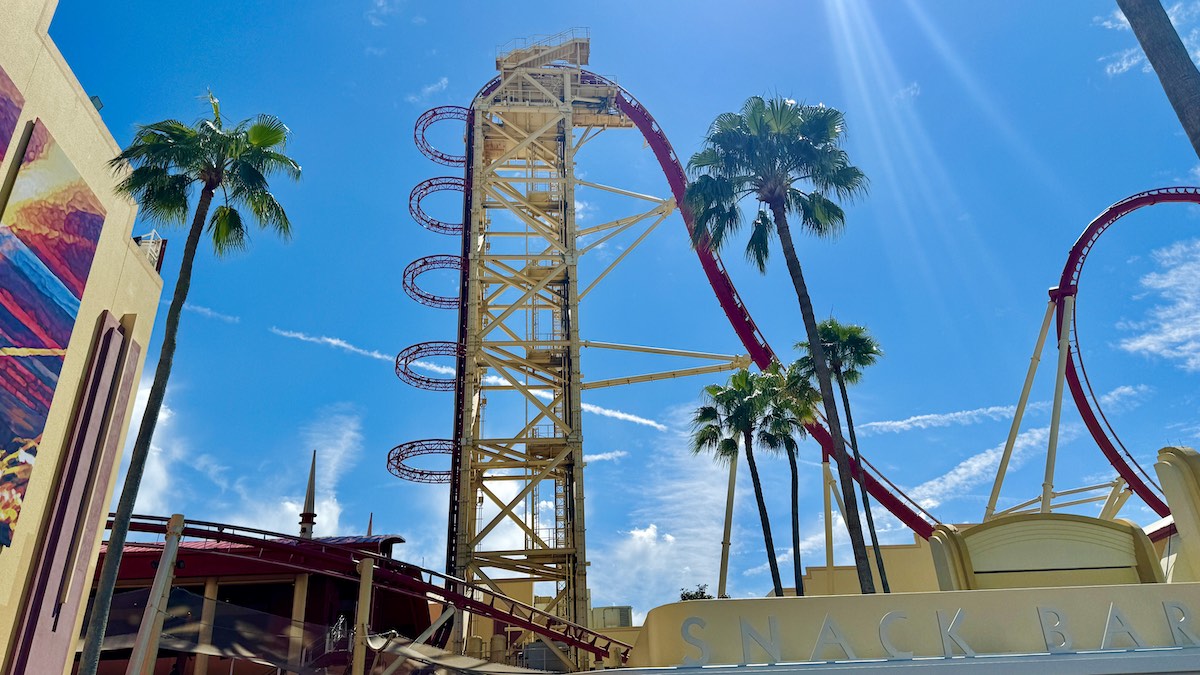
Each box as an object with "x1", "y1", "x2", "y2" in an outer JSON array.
[{"x1": 1057, "y1": 187, "x2": 1200, "y2": 519}]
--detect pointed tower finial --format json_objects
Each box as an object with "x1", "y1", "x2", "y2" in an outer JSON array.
[
  {"x1": 367, "y1": 512, "x2": 374, "y2": 537},
  {"x1": 299, "y1": 450, "x2": 317, "y2": 539}
]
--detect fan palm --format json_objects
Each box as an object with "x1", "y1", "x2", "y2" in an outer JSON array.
[
  {"x1": 692, "y1": 369, "x2": 783, "y2": 597},
  {"x1": 756, "y1": 361, "x2": 820, "y2": 595},
  {"x1": 798, "y1": 318, "x2": 888, "y2": 591},
  {"x1": 80, "y1": 94, "x2": 301, "y2": 675},
  {"x1": 685, "y1": 96, "x2": 875, "y2": 592}
]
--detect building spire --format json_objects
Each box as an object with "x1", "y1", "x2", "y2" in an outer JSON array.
[
  {"x1": 366, "y1": 512, "x2": 374, "y2": 536},
  {"x1": 299, "y1": 450, "x2": 317, "y2": 539}
]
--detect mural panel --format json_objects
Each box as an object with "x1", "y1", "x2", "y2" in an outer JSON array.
[
  {"x1": 0, "y1": 120, "x2": 105, "y2": 547},
  {"x1": 0, "y1": 65, "x2": 23, "y2": 163}
]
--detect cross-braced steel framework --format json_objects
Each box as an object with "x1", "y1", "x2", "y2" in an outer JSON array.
[
  {"x1": 454, "y1": 35, "x2": 627, "y2": 641},
  {"x1": 443, "y1": 33, "x2": 749, "y2": 666}
]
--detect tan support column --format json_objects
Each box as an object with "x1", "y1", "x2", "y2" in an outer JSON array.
[
  {"x1": 351, "y1": 558, "x2": 375, "y2": 675},
  {"x1": 717, "y1": 456, "x2": 738, "y2": 598},
  {"x1": 1041, "y1": 294, "x2": 1075, "y2": 513},
  {"x1": 289, "y1": 573, "x2": 310, "y2": 670},
  {"x1": 986, "y1": 299, "x2": 1056, "y2": 520},
  {"x1": 823, "y1": 462, "x2": 835, "y2": 595},
  {"x1": 127, "y1": 514, "x2": 185, "y2": 675},
  {"x1": 193, "y1": 576, "x2": 218, "y2": 675}
]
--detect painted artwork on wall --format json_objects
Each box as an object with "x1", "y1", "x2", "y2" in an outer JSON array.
[
  {"x1": 0, "y1": 65, "x2": 24, "y2": 163},
  {"x1": 0, "y1": 120, "x2": 105, "y2": 547}
]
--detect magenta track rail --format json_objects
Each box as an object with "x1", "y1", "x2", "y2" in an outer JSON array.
[
  {"x1": 388, "y1": 439, "x2": 454, "y2": 484},
  {"x1": 395, "y1": 341, "x2": 461, "y2": 391},
  {"x1": 1057, "y1": 187, "x2": 1200, "y2": 521},
  {"x1": 415, "y1": 106, "x2": 468, "y2": 167},
  {"x1": 403, "y1": 254, "x2": 464, "y2": 309},
  {"x1": 112, "y1": 514, "x2": 630, "y2": 661},
  {"x1": 410, "y1": 177, "x2": 466, "y2": 235}
]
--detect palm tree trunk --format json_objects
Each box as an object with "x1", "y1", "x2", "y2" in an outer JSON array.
[
  {"x1": 79, "y1": 185, "x2": 216, "y2": 675},
  {"x1": 1117, "y1": 0, "x2": 1200, "y2": 159},
  {"x1": 786, "y1": 447, "x2": 804, "y2": 596},
  {"x1": 744, "y1": 429, "x2": 784, "y2": 597},
  {"x1": 769, "y1": 201, "x2": 875, "y2": 594},
  {"x1": 835, "y1": 367, "x2": 890, "y2": 593}
]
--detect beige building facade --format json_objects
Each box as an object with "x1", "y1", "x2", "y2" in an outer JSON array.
[{"x1": 0, "y1": 1, "x2": 162, "y2": 673}]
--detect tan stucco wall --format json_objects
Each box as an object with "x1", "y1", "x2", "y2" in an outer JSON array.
[{"x1": 0, "y1": 0, "x2": 162, "y2": 670}]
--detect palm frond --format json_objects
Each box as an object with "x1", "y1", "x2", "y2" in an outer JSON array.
[
  {"x1": 116, "y1": 166, "x2": 192, "y2": 224},
  {"x1": 745, "y1": 209, "x2": 773, "y2": 272},
  {"x1": 247, "y1": 114, "x2": 290, "y2": 149},
  {"x1": 208, "y1": 203, "x2": 248, "y2": 255}
]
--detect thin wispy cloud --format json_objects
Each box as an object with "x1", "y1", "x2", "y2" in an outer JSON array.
[
  {"x1": 365, "y1": 0, "x2": 400, "y2": 26},
  {"x1": 581, "y1": 402, "x2": 666, "y2": 431},
  {"x1": 269, "y1": 327, "x2": 392, "y2": 361},
  {"x1": 1118, "y1": 239, "x2": 1200, "y2": 371},
  {"x1": 859, "y1": 403, "x2": 1019, "y2": 435},
  {"x1": 908, "y1": 425, "x2": 1080, "y2": 510},
  {"x1": 1094, "y1": 8, "x2": 1130, "y2": 31},
  {"x1": 183, "y1": 303, "x2": 239, "y2": 323},
  {"x1": 1098, "y1": 384, "x2": 1152, "y2": 412},
  {"x1": 406, "y1": 77, "x2": 449, "y2": 103},
  {"x1": 584, "y1": 450, "x2": 628, "y2": 463},
  {"x1": 893, "y1": 81, "x2": 920, "y2": 102}
]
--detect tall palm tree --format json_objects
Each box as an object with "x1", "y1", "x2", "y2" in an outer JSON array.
[
  {"x1": 1116, "y1": 0, "x2": 1200, "y2": 160},
  {"x1": 79, "y1": 94, "x2": 301, "y2": 675},
  {"x1": 756, "y1": 361, "x2": 820, "y2": 595},
  {"x1": 798, "y1": 319, "x2": 888, "y2": 592},
  {"x1": 685, "y1": 96, "x2": 875, "y2": 592},
  {"x1": 692, "y1": 369, "x2": 783, "y2": 597}
]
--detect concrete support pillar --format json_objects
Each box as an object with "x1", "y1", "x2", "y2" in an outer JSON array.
[
  {"x1": 126, "y1": 514, "x2": 184, "y2": 675},
  {"x1": 288, "y1": 573, "x2": 310, "y2": 670},
  {"x1": 351, "y1": 558, "x2": 374, "y2": 675},
  {"x1": 193, "y1": 576, "x2": 218, "y2": 675}
]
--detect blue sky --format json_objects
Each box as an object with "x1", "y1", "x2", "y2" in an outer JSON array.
[{"x1": 50, "y1": 1, "x2": 1200, "y2": 617}]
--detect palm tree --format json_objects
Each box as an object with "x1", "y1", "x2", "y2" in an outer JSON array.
[
  {"x1": 1116, "y1": 0, "x2": 1200, "y2": 160},
  {"x1": 685, "y1": 96, "x2": 875, "y2": 592},
  {"x1": 692, "y1": 369, "x2": 783, "y2": 597},
  {"x1": 79, "y1": 94, "x2": 301, "y2": 675},
  {"x1": 756, "y1": 361, "x2": 820, "y2": 595},
  {"x1": 798, "y1": 319, "x2": 888, "y2": 592}
]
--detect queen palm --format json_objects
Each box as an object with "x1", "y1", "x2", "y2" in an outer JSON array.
[
  {"x1": 685, "y1": 96, "x2": 875, "y2": 592},
  {"x1": 798, "y1": 318, "x2": 888, "y2": 592},
  {"x1": 692, "y1": 369, "x2": 783, "y2": 597},
  {"x1": 80, "y1": 94, "x2": 301, "y2": 675},
  {"x1": 756, "y1": 361, "x2": 820, "y2": 595}
]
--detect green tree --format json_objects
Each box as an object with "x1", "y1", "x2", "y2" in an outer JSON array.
[
  {"x1": 680, "y1": 584, "x2": 715, "y2": 601},
  {"x1": 80, "y1": 94, "x2": 301, "y2": 675},
  {"x1": 756, "y1": 361, "x2": 820, "y2": 595},
  {"x1": 692, "y1": 370, "x2": 783, "y2": 596},
  {"x1": 798, "y1": 318, "x2": 888, "y2": 592},
  {"x1": 1116, "y1": 0, "x2": 1200, "y2": 160},
  {"x1": 685, "y1": 96, "x2": 875, "y2": 592}
]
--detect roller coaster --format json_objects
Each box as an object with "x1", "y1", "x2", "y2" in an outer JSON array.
[
  {"x1": 103, "y1": 30, "x2": 1197, "y2": 675},
  {"x1": 377, "y1": 30, "x2": 1200, "y2": 669}
]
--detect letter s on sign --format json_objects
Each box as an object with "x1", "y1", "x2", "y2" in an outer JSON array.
[{"x1": 681, "y1": 617, "x2": 711, "y2": 666}]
